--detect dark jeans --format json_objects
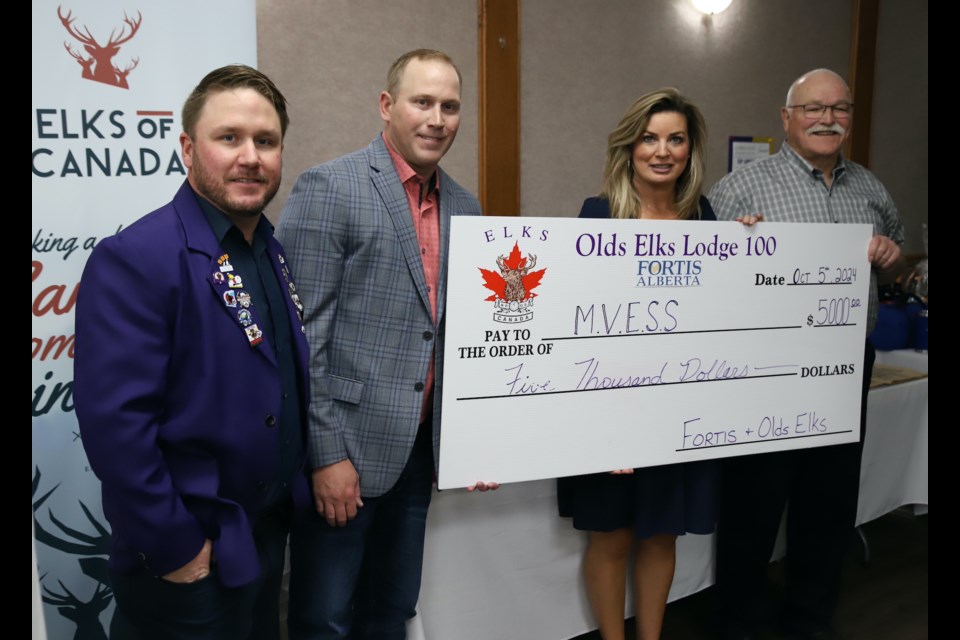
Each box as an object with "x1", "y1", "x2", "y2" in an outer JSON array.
[
  {"x1": 287, "y1": 424, "x2": 434, "y2": 640},
  {"x1": 109, "y1": 499, "x2": 292, "y2": 640},
  {"x1": 715, "y1": 340, "x2": 876, "y2": 635}
]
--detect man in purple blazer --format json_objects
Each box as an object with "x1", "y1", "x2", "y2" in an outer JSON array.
[{"x1": 74, "y1": 65, "x2": 309, "y2": 640}]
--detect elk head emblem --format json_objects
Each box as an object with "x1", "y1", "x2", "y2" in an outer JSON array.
[
  {"x1": 480, "y1": 242, "x2": 547, "y2": 323},
  {"x1": 497, "y1": 253, "x2": 537, "y2": 302},
  {"x1": 58, "y1": 6, "x2": 142, "y2": 89}
]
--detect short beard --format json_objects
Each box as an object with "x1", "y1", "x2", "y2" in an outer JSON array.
[{"x1": 190, "y1": 154, "x2": 278, "y2": 218}]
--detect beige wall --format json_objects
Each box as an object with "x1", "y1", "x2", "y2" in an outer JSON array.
[
  {"x1": 870, "y1": 0, "x2": 928, "y2": 254},
  {"x1": 520, "y1": 0, "x2": 850, "y2": 217},
  {"x1": 256, "y1": 0, "x2": 478, "y2": 222},
  {"x1": 258, "y1": 0, "x2": 926, "y2": 249}
]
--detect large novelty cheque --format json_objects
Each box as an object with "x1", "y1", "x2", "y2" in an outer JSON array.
[{"x1": 438, "y1": 218, "x2": 871, "y2": 489}]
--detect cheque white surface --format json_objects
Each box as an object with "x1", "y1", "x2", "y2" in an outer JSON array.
[{"x1": 438, "y1": 218, "x2": 872, "y2": 489}]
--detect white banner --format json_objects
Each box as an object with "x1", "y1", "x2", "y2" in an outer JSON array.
[
  {"x1": 31, "y1": 2, "x2": 255, "y2": 636},
  {"x1": 438, "y1": 218, "x2": 871, "y2": 489}
]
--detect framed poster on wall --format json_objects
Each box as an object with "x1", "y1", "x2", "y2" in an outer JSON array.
[{"x1": 728, "y1": 136, "x2": 775, "y2": 172}]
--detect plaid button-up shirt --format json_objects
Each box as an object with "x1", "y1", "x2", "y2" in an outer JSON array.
[{"x1": 709, "y1": 143, "x2": 904, "y2": 334}]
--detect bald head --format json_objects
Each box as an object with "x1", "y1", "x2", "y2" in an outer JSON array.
[{"x1": 785, "y1": 69, "x2": 850, "y2": 107}]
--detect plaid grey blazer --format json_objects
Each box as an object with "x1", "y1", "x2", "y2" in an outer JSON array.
[{"x1": 277, "y1": 136, "x2": 482, "y2": 497}]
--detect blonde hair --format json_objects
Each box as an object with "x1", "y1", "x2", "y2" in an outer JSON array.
[
  {"x1": 600, "y1": 88, "x2": 707, "y2": 220},
  {"x1": 386, "y1": 49, "x2": 462, "y2": 97}
]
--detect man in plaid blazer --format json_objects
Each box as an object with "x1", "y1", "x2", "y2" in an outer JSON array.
[{"x1": 277, "y1": 49, "x2": 496, "y2": 639}]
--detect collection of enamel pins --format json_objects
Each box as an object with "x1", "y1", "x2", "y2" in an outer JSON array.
[{"x1": 212, "y1": 252, "x2": 305, "y2": 348}]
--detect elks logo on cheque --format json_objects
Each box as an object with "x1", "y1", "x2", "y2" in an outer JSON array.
[
  {"x1": 478, "y1": 242, "x2": 546, "y2": 324},
  {"x1": 58, "y1": 5, "x2": 142, "y2": 89}
]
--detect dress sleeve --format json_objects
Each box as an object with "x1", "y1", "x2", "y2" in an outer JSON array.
[
  {"x1": 698, "y1": 195, "x2": 717, "y2": 221},
  {"x1": 578, "y1": 197, "x2": 611, "y2": 219}
]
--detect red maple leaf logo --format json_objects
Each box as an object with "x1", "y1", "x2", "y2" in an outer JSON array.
[
  {"x1": 479, "y1": 242, "x2": 546, "y2": 302},
  {"x1": 479, "y1": 268, "x2": 507, "y2": 301}
]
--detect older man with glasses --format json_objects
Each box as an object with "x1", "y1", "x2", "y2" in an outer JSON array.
[{"x1": 708, "y1": 68, "x2": 904, "y2": 640}]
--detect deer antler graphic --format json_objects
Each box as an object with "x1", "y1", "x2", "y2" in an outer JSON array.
[
  {"x1": 57, "y1": 6, "x2": 99, "y2": 48},
  {"x1": 63, "y1": 42, "x2": 95, "y2": 79},
  {"x1": 41, "y1": 579, "x2": 112, "y2": 638},
  {"x1": 57, "y1": 6, "x2": 143, "y2": 88},
  {"x1": 113, "y1": 57, "x2": 139, "y2": 89},
  {"x1": 33, "y1": 467, "x2": 110, "y2": 557}
]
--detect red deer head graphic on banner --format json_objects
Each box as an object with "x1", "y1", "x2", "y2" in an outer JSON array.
[{"x1": 58, "y1": 5, "x2": 142, "y2": 89}]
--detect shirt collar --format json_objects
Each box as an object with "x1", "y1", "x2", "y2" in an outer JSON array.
[
  {"x1": 193, "y1": 187, "x2": 274, "y2": 244},
  {"x1": 382, "y1": 132, "x2": 440, "y2": 194},
  {"x1": 780, "y1": 141, "x2": 847, "y2": 181}
]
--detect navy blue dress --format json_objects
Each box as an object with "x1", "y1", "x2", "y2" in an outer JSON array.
[{"x1": 556, "y1": 195, "x2": 718, "y2": 538}]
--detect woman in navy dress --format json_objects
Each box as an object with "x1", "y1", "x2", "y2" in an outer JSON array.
[{"x1": 557, "y1": 88, "x2": 760, "y2": 640}]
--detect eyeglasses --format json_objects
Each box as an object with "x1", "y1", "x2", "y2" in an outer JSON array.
[{"x1": 787, "y1": 103, "x2": 854, "y2": 119}]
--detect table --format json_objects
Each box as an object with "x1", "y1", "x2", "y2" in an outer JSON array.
[
  {"x1": 874, "y1": 348, "x2": 928, "y2": 373},
  {"x1": 408, "y1": 350, "x2": 927, "y2": 640},
  {"x1": 859, "y1": 349, "x2": 928, "y2": 521}
]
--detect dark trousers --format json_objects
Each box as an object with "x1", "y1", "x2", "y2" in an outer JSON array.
[
  {"x1": 715, "y1": 340, "x2": 876, "y2": 634},
  {"x1": 287, "y1": 424, "x2": 434, "y2": 640},
  {"x1": 109, "y1": 500, "x2": 292, "y2": 640}
]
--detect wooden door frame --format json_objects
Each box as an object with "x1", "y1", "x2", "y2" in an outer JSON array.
[
  {"x1": 846, "y1": 0, "x2": 879, "y2": 166},
  {"x1": 478, "y1": 0, "x2": 521, "y2": 216}
]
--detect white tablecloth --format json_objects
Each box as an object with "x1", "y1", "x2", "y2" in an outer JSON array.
[
  {"x1": 409, "y1": 350, "x2": 928, "y2": 640},
  {"x1": 875, "y1": 348, "x2": 928, "y2": 373},
  {"x1": 859, "y1": 349, "x2": 928, "y2": 521}
]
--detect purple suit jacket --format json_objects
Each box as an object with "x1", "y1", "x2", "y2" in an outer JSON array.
[{"x1": 74, "y1": 181, "x2": 310, "y2": 588}]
